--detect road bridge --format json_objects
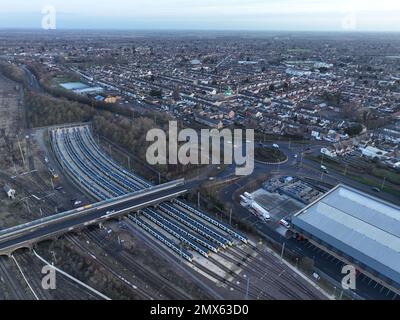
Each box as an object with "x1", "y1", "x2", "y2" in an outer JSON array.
[{"x1": 0, "y1": 179, "x2": 189, "y2": 256}]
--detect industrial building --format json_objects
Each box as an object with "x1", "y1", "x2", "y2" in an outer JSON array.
[
  {"x1": 60, "y1": 82, "x2": 104, "y2": 95},
  {"x1": 292, "y1": 185, "x2": 400, "y2": 290}
]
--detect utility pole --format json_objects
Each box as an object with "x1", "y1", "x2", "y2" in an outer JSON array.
[
  {"x1": 12, "y1": 158, "x2": 18, "y2": 175},
  {"x1": 229, "y1": 208, "x2": 232, "y2": 226},
  {"x1": 245, "y1": 277, "x2": 250, "y2": 300},
  {"x1": 197, "y1": 192, "x2": 201, "y2": 209},
  {"x1": 17, "y1": 138, "x2": 26, "y2": 169},
  {"x1": 127, "y1": 155, "x2": 131, "y2": 170},
  {"x1": 25, "y1": 199, "x2": 31, "y2": 214},
  {"x1": 381, "y1": 175, "x2": 387, "y2": 190},
  {"x1": 180, "y1": 242, "x2": 183, "y2": 265},
  {"x1": 280, "y1": 242, "x2": 285, "y2": 260}
]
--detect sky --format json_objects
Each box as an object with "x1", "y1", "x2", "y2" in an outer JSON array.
[{"x1": 0, "y1": 0, "x2": 399, "y2": 31}]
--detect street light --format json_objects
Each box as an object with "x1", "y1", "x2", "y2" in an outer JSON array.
[{"x1": 381, "y1": 175, "x2": 388, "y2": 190}]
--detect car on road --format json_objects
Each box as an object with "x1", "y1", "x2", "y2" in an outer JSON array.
[
  {"x1": 313, "y1": 272, "x2": 321, "y2": 281},
  {"x1": 321, "y1": 165, "x2": 329, "y2": 173},
  {"x1": 372, "y1": 187, "x2": 381, "y2": 193},
  {"x1": 272, "y1": 144, "x2": 280, "y2": 149},
  {"x1": 304, "y1": 147, "x2": 312, "y2": 154},
  {"x1": 279, "y1": 219, "x2": 291, "y2": 229}
]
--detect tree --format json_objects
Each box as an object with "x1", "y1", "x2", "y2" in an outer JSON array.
[
  {"x1": 172, "y1": 86, "x2": 180, "y2": 101},
  {"x1": 149, "y1": 89, "x2": 162, "y2": 98},
  {"x1": 345, "y1": 123, "x2": 363, "y2": 136}
]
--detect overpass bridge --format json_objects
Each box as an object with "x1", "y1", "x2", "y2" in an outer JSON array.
[{"x1": 0, "y1": 179, "x2": 188, "y2": 256}]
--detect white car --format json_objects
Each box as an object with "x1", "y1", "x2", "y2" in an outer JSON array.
[
  {"x1": 279, "y1": 219, "x2": 291, "y2": 229},
  {"x1": 313, "y1": 272, "x2": 321, "y2": 281}
]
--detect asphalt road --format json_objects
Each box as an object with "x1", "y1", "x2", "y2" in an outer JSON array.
[
  {"x1": 0, "y1": 181, "x2": 193, "y2": 255},
  {"x1": 216, "y1": 141, "x2": 400, "y2": 299},
  {"x1": 21, "y1": 65, "x2": 43, "y2": 93}
]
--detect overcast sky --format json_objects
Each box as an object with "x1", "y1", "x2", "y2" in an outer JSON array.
[{"x1": 1, "y1": 0, "x2": 399, "y2": 31}]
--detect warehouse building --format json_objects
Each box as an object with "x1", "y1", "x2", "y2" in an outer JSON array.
[{"x1": 292, "y1": 185, "x2": 400, "y2": 290}]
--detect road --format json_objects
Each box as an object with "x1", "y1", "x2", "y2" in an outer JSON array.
[
  {"x1": 215, "y1": 141, "x2": 400, "y2": 299},
  {"x1": 0, "y1": 180, "x2": 193, "y2": 255},
  {"x1": 218, "y1": 140, "x2": 400, "y2": 205},
  {"x1": 21, "y1": 65, "x2": 43, "y2": 93}
]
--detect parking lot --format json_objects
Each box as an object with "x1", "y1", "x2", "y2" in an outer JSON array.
[
  {"x1": 298, "y1": 241, "x2": 399, "y2": 300},
  {"x1": 253, "y1": 189, "x2": 304, "y2": 222}
]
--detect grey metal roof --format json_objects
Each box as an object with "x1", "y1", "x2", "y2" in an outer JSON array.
[{"x1": 292, "y1": 185, "x2": 400, "y2": 285}]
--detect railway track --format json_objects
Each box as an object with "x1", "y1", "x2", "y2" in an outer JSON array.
[
  {"x1": 192, "y1": 260, "x2": 275, "y2": 300},
  {"x1": 47, "y1": 125, "x2": 323, "y2": 300},
  {"x1": 0, "y1": 256, "x2": 29, "y2": 300},
  {"x1": 238, "y1": 246, "x2": 323, "y2": 299},
  {"x1": 13, "y1": 253, "x2": 53, "y2": 300},
  {"x1": 216, "y1": 250, "x2": 302, "y2": 299},
  {"x1": 66, "y1": 234, "x2": 155, "y2": 300},
  {"x1": 55, "y1": 270, "x2": 102, "y2": 300},
  {"x1": 86, "y1": 228, "x2": 193, "y2": 300}
]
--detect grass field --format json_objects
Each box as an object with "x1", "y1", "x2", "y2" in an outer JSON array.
[
  {"x1": 307, "y1": 155, "x2": 400, "y2": 198},
  {"x1": 255, "y1": 146, "x2": 287, "y2": 163},
  {"x1": 372, "y1": 167, "x2": 400, "y2": 185}
]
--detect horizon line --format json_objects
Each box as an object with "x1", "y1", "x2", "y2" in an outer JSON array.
[{"x1": 1, "y1": 27, "x2": 400, "y2": 34}]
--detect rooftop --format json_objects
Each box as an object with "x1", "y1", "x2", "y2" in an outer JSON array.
[
  {"x1": 60, "y1": 82, "x2": 89, "y2": 90},
  {"x1": 292, "y1": 184, "x2": 400, "y2": 286}
]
